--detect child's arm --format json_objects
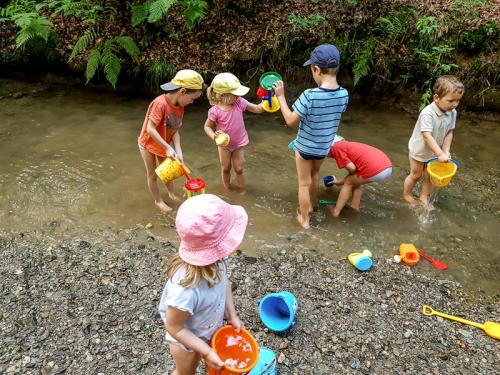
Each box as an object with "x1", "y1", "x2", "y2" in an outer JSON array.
[
  {"x1": 441, "y1": 130, "x2": 453, "y2": 158},
  {"x1": 422, "y1": 132, "x2": 450, "y2": 162},
  {"x1": 334, "y1": 162, "x2": 357, "y2": 185},
  {"x1": 245, "y1": 102, "x2": 264, "y2": 114},
  {"x1": 203, "y1": 118, "x2": 218, "y2": 143},
  {"x1": 273, "y1": 81, "x2": 301, "y2": 127},
  {"x1": 224, "y1": 281, "x2": 243, "y2": 332},
  {"x1": 146, "y1": 119, "x2": 177, "y2": 157},
  {"x1": 165, "y1": 306, "x2": 224, "y2": 369},
  {"x1": 171, "y1": 132, "x2": 183, "y2": 163}
]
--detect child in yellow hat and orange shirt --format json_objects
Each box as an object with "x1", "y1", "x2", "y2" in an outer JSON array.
[{"x1": 138, "y1": 70, "x2": 204, "y2": 212}]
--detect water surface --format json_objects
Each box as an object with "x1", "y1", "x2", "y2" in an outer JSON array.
[{"x1": 0, "y1": 79, "x2": 498, "y2": 294}]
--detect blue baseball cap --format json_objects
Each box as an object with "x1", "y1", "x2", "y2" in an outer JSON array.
[{"x1": 303, "y1": 44, "x2": 341, "y2": 68}]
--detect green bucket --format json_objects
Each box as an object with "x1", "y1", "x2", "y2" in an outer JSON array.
[{"x1": 259, "y1": 72, "x2": 282, "y2": 91}]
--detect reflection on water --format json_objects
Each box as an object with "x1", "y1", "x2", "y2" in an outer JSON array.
[{"x1": 0, "y1": 79, "x2": 499, "y2": 294}]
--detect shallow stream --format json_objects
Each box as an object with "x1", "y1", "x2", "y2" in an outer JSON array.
[{"x1": 0, "y1": 78, "x2": 498, "y2": 294}]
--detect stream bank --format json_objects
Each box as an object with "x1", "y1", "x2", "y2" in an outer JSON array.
[{"x1": 1, "y1": 225, "x2": 498, "y2": 374}]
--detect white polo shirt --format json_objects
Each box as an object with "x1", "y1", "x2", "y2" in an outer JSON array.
[{"x1": 408, "y1": 102, "x2": 457, "y2": 162}]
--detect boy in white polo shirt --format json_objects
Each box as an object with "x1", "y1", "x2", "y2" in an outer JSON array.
[{"x1": 403, "y1": 75, "x2": 464, "y2": 205}]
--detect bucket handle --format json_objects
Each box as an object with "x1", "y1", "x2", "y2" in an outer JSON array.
[{"x1": 424, "y1": 157, "x2": 460, "y2": 169}]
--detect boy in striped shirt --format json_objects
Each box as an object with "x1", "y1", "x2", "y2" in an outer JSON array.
[{"x1": 273, "y1": 44, "x2": 349, "y2": 229}]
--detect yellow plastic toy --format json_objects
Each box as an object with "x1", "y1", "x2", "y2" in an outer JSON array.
[
  {"x1": 423, "y1": 305, "x2": 500, "y2": 341},
  {"x1": 262, "y1": 96, "x2": 280, "y2": 113},
  {"x1": 215, "y1": 131, "x2": 230, "y2": 147},
  {"x1": 155, "y1": 157, "x2": 190, "y2": 185},
  {"x1": 425, "y1": 159, "x2": 459, "y2": 187}
]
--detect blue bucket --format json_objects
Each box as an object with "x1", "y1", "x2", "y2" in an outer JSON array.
[
  {"x1": 259, "y1": 291, "x2": 298, "y2": 332},
  {"x1": 248, "y1": 347, "x2": 277, "y2": 375}
]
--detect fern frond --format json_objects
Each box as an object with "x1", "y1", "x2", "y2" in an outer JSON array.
[
  {"x1": 182, "y1": 0, "x2": 207, "y2": 30},
  {"x1": 85, "y1": 48, "x2": 101, "y2": 83},
  {"x1": 102, "y1": 46, "x2": 121, "y2": 88},
  {"x1": 148, "y1": 0, "x2": 177, "y2": 23},
  {"x1": 353, "y1": 38, "x2": 375, "y2": 86},
  {"x1": 14, "y1": 14, "x2": 52, "y2": 49},
  {"x1": 70, "y1": 28, "x2": 97, "y2": 60},
  {"x1": 114, "y1": 36, "x2": 140, "y2": 61},
  {"x1": 131, "y1": 3, "x2": 150, "y2": 26}
]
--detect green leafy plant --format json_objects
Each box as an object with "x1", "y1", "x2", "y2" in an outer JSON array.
[
  {"x1": 144, "y1": 57, "x2": 176, "y2": 89},
  {"x1": 0, "y1": 1, "x2": 55, "y2": 50},
  {"x1": 353, "y1": 37, "x2": 376, "y2": 86},
  {"x1": 288, "y1": 13, "x2": 325, "y2": 29},
  {"x1": 132, "y1": 0, "x2": 207, "y2": 29},
  {"x1": 70, "y1": 31, "x2": 140, "y2": 88},
  {"x1": 10, "y1": 12, "x2": 53, "y2": 49}
]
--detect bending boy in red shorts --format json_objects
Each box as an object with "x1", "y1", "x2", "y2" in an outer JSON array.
[{"x1": 328, "y1": 140, "x2": 392, "y2": 217}]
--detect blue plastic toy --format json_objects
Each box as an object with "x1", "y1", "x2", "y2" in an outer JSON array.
[
  {"x1": 248, "y1": 347, "x2": 277, "y2": 375},
  {"x1": 259, "y1": 291, "x2": 298, "y2": 332}
]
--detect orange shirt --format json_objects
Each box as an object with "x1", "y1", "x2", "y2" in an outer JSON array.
[{"x1": 138, "y1": 95, "x2": 184, "y2": 157}]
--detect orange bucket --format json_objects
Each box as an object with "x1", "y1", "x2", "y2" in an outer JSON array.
[
  {"x1": 155, "y1": 157, "x2": 190, "y2": 184},
  {"x1": 207, "y1": 326, "x2": 259, "y2": 375}
]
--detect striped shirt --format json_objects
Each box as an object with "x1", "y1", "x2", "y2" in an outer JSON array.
[{"x1": 292, "y1": 87, "x2": 348, "y2": 157}]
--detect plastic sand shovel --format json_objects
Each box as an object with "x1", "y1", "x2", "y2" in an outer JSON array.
[
  {"x1": 418, "y1": 250, "x2": 448, "y2": 270},
  {"x1": 422, "y1": 305, "x2": 500, "y2": 341},
  {"x1": 319, "y1": 199, "x2": 337, "y2": 205}
]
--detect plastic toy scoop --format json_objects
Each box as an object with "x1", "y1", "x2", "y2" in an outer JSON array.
[
  {"x1": 419, "y1": 250, "x2": 448, "y2": 270},
  {"x1": 422, "y1": 305, "x2": 500, "y2": 341}
]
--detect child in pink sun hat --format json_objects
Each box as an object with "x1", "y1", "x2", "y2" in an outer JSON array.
[{"x1": 158, "y1": 194, "x2": 248, "y2": 374}]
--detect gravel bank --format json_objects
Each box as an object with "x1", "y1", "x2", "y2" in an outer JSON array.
[{"x1": 1, "y1": 225, "x2": 498, "y2": 374}]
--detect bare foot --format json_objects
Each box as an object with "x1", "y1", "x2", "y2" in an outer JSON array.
[
  {"x1": 168, "y1": 193, "x2": 182, "y2": 203},
  {"x1": 238, "y1": 189, "x2": 247, "y2": 196},
  {"x1": 403, "y1": 193, "x2": 418, "y2": 204},
  {"x1": 420, "y1": 199, "x2": 435, "y2": 210},
  {"x1": 155, "y1": 200, "x2": 173, "y2": 213},
  {"x1": 328, "y1": 206, "x2": 341, "y2": 218},
  {"x1": 296, "y1": 214, "x2": 310, "y2": 229},
  {"x1": 349, "y1": 205, "x2": 360, "y2": 212}
]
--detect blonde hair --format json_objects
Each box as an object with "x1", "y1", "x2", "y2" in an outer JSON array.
[
  {"x1": 164, "y1": 254, "x2": 223, "y2": 288},
  {"x1": 433, "y1": 75, "x2": 464, "y2": 98},
  {"x1": 207, "y1": 85, "x2": 238, "y2": 106}
]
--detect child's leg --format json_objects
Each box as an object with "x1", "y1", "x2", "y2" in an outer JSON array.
[
  {"x1": 295, "y1": 152, "x2": 314, "y2": 229},
  {"x1": 217, "y1": 147, "x2": 232, "y2": 190},
  {"x1": 139, "y1": 147, "x2": 172, "y2": 212},
  {"x1": 309, "y1": 159, "x2": 325, "y2": 211},
  {"x1": 350, "y1": 184, "x2": 364, "y2": 211},
  {"x1": 156, "y1": 155, "x2": 181, "y2": 202},
  {"x1": 330, "y1": 175, "x2": 369, "y2": 217},
  {"x1": 420, "y1": 169, "x2": 433, "y2": 205},
  {"x1": 231, "y1": 148, "x2": 246, "y2": 192},
  {"x1": 403, "y1": 155, "x2": 424, "y2": 204},
  {"x1": 169, "y1": 344, "x2": 200, "y2": 375}
]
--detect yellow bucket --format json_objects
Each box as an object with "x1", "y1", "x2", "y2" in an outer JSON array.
[
  {"x1": 155, "y1": 157, "x2": 190, "y2": 184},
  {"x1": 426, "y1": 159, "x2": 458, "y2": 187},
  {"x1": 262, "y1": 96, "x2": 280, "y2": 113}
]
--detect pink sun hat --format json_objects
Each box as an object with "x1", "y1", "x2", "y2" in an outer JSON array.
[{"x1": 176, "y1": 194, "x2": 248, "y2": 266}]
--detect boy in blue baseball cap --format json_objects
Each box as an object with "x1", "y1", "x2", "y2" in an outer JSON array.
[{"x1": 273, "y1": 44, "x2": 349, "y2": 229}]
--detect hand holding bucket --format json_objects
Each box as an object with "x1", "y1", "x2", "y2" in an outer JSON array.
[
  {"x1": 207, "y1": 325, "x2": 259, "y2": 375},
  {"x1": 155, "y1": 157, "x2": 191, "y2": 185}
]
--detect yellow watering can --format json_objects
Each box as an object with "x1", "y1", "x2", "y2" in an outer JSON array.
[{"x1": 422, "y1": 305, "x2": 500, "y2": 340}]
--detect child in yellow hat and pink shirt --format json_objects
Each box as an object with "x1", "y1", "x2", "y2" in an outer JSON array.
[{"x1": 204, "y1": 73, "x2": 264, "y2": 193}]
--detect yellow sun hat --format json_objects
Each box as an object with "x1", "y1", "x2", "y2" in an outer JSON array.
[
  {"x1": 212, "y1": 72, "x2": 249, "y2": 96},
  {"x1": 160, "y1": 69, "x2": 204, "y2": 91}
]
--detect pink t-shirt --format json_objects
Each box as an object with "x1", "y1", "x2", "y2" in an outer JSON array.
[
  {"x1": 208, "y1": 97, "x2": 249, "y2": 150},
  {"x1": 330, "y1": 141, "x2": 392, "y2": 179}
]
